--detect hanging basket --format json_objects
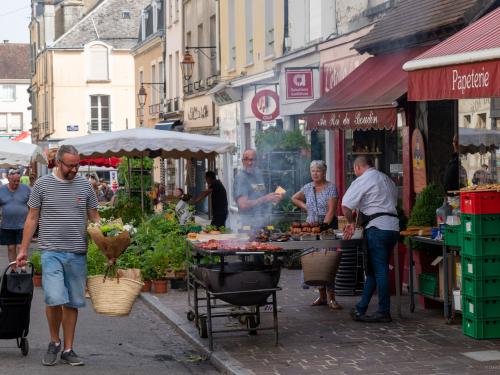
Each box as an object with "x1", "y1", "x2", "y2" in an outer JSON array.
[
  {"x1": 301, "y1": 249, "x2": 341, "y2": 286},
  {"x1": 87, "y1": 275, "x2": 143, "y2": 317}
]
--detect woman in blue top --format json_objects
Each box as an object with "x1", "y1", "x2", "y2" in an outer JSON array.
[{"x1": 292, "y1": 160, "x2": 342, "y2": 310}]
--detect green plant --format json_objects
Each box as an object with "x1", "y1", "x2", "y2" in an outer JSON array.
[
  {"x1": 407, "y1": 184, "x2": 444, "y2": 227},
  {"x1": 116, "y1": 247, "x2": 142, "y2": 269},
  {"x1": 255, "y1": 128, "x2": 309, "y2": 153},
  {"x1": 29, "y1": 250, "x2": 42, "y2": 274},
  {"x1": 142, "y1": 249, "x2": 171, "y2": 280},
  {"x1": 86, "y1": 240, "x2": 108, "y2": 276}
]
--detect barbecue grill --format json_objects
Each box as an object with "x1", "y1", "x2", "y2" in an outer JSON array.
[{"x1": 192, "y1": 262, "x2": 281, "y2": 306}]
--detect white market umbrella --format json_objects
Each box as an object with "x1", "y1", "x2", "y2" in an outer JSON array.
[
  {"x1": 0, "y1": 138, "x2": 47, "y2": 167},
  {"x1": 58, "y1": 127, "x2": 235, "y2": 159},
  {"x1": 59, "y1": 127, "x2": 235, "y2": 213}
]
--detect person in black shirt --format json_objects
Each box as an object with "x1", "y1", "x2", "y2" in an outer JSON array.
[
  {"x1": 443, "y1": 135, "x2": 467, "y2": 194},
  {"x1": 192, "y1": 171, "x2": 228, "y2": 228}
]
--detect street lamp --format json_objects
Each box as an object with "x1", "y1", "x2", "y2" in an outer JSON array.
[
  {"x1": 137, "y1": 84, "x2": 147, "y2": 126},
  {"x1": 180, "y1": 49, "x2": 195, "y2": 81}
]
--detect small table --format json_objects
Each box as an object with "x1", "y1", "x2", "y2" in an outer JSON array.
[{"x1": 407, "y1": 236, "x2": 460, "y2": 323}]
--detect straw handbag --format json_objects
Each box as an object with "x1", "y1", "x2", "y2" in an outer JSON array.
[
  {"x1": 87, "y1": 275, "x2": 143, "y2": 317},
  {"x1": 301, "y1": 249, "x2": 341, "y2": 286}
]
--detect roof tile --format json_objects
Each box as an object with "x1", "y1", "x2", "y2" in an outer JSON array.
[{"x1": 0, "y1": 43, "x2": 30, "y2": 80}]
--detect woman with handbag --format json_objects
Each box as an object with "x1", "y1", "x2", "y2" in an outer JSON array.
[{"x1": 291, "y1": 160, "x2": 342, "y2": 310}]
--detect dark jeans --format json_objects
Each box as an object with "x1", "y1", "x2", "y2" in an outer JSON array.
[{"x1": 356, "y1": 227, "x2": 399, "y2": 315}]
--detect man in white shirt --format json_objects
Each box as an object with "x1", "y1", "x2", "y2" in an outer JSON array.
[{"x1": 342, "y1": 156, "x2": 399, "y2": 323}]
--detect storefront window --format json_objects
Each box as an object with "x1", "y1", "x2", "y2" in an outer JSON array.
[
  {"x1": 458, "y1": 98, "x2": 500, "y2": 186},
  {"x1": 344, "y1": 121, "x2": 403, "y2": 199}
]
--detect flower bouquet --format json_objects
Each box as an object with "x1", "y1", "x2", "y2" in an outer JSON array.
[{"x1": 87, "y1": 218, "x2": 135, "y2": 265}]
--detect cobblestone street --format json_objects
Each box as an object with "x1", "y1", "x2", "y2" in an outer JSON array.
[{"x1": 144, "y1": 268, "x2": 500, "y2": 375}]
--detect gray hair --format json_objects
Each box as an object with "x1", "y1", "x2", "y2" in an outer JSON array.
[
  {"x1": 310, "y1": 160, "x2": 327, "y2": 172},
  {"x1": 56, "y1": 145, "x2": 79, "y2": 161},
  {"x1": 8, "y1": 168, "x2": 20, "y2": 176}
]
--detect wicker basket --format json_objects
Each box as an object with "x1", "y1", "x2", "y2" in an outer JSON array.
[
  {"x1": 87, "y1": 275, "x2": 143, "y2": 317},
  {"x1": 301, "y1": 249, "x2": 341, "y2": 286}
]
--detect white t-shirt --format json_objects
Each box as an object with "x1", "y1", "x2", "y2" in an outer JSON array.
[{"x1": 342, "y1": 168, "x2": 399, "y2": 231}]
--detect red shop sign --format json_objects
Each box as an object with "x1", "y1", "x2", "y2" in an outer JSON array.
[
  {"x1": 251, "y1": 89, "x2": 280, "y2": 121},
  {"x1": 408, "y1": 60, "x2": 500, "y2": 101},
  {"x1": 305, "y1": 108, "x2": 397, "y2": 131},
  {"x1": 286, "y1": 70, "x2": 313, "y2": 99}
]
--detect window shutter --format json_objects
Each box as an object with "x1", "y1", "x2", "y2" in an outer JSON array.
[{"x1": 90, "y1": 46, "x2": 108, "y2": 80}]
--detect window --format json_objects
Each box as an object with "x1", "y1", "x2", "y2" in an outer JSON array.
[
  {"x1": 175, "y1": 51, "x2": 179, "y2": 97},
  {"x1": 175, "y1": 0, "x2": 179, "y2": 21},
  {"x1": 90, "y1": 95, "x2": 110, "y2": 132},
  {"x1": 245, "y1": 0, "x2": 253, "y2": 65},
  {"x1": 122, "y1": 11, "x2": 130, "y2": 19},
  {"x1": 0, "y1": 113, "x2": 7, "y2": 130},
  {"x1": 197, "y1": 23, "x2": 204, "y2": 80},
  {"x1": 228, "y1": 0, "x2": 236, "y2": 70},
  {"x1": 0, "y1": 85, "x2": 15, "y2": 101},
  {"x1": 209, "y1": 15, "x2": 217, "y2": 75},
  {"x1": 89, "y1": 44, "x2": 109, "y2": 81},
  {"x1": 168, "y1": 0, "x2": 172, "y2": 25},
  {"x1": 168, "y1": 54, "x2": 173, "y2": 99},
  {"x1": 463, "y1": 114, "x2": 471, "y2": 128},
  {"x1": 10, "y1": 113, "x2": 22, "y2": 131},
  {"x1": 151, "y1": 64, "x2": 157, "y2": 105},
  {"x1": 158, "y1": 60, "x2": 165, "y2": 101},
  {"x1": 0, "y1": 113, "x2": 23, "y2": 131},
  {"x1": 477, "y1": 113, "x2": 487, "y2": 129},
  {"x1": 308, "y1": 0, "x2": 321, "y2": 41},
  {"x1": 265, "y1": 0, "x2": 274, "y2": 56}
]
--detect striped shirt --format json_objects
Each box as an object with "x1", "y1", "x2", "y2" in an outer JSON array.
[{"x1": 28, "y1": 174, "x2": 98, "y2": 253}]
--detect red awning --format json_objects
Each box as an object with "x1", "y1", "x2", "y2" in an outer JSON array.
[
  {"x1": 304, "y1": 47, "x2": 429, "y2": 131},
  {"x1": 404, "y1": 7, "x2": 500, "y2": 101}
]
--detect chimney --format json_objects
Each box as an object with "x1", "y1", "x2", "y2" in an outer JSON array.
[
  {"x1": 62, "y1": 0, "x2": 84, "y2": 33},
  {"x1": 44, "y1": 0, "x2": 56, "y2": 46}
]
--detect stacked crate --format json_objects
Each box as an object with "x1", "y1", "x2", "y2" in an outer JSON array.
[{"x1": 459, "y1": 191, "x2": 500, "y2": 339}]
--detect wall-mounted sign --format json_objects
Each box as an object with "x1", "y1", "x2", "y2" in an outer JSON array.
[
  {"x1": 183, "y1": 96, "x2": 215, "y2": 128},
  {"x1": 67, "y1": 125, "x2": 79, "y2": 132},
  {"x1": 306, "y1": 109, "x2": 396, "y2": 131},
  {"x1": 251, "y1": 89, "x2": 280, "y2": 121},
  {"x1": 286, "y1": 70, "x2": 313, "y2": 99},
  {"x1": 412, "y1": 128, "x2": 427, "y2": 193}
]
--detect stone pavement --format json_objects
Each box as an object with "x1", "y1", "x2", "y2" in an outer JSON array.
[{"x1": 142, "y1": 268, "x2": 500, "y2": 375}]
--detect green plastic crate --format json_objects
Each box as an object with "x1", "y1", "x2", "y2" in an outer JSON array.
[
  {"x1": 462, "y1": 275, "x2": 500, "y2": 297},
  {"x1": 462, "y1": 315, "x2": 500, "y2": 339},
  {"x1": 462, "y1": 295, "x2": 500, "y2": 318},
  {"x1": 462, "y1": 255, "x2": 500, "y2": 278},
  {"x1": 419, "y1": 272, "x2": 438, "y2": 297},
  {"x1": 461, "y1": 234, "x2": 500, "y2": 256},
  {"x1": 462, "y1": 213, "x2": 500, "y2": 236},
  {"x1": 444, "y1": 225, "x2": 462, "y2": 247}
]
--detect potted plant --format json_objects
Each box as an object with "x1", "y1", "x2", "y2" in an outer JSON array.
[
  {"x1": 139, "y1": 252, "x2": 155, "y2": 292},
  {"x1": 144, "y1": 249, "x2": 170, "y2": 293},
  {"x1": 29, "y1": 250, "x2": 42, "y2": 287}
]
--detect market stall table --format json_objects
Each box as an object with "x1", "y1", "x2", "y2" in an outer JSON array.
[
  {"x1": 186, "y1": 238, "x2": 364, "y2": 351},
  {"x1": 407, "y1": 235, "x2": 461, "y2": 323}
]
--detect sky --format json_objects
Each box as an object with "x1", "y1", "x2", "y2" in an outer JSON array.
[{"x1": 0, "y1": 0, "x2": 31, "y2": 43}]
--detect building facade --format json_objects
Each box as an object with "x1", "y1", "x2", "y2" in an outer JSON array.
[
  {"x1": 29, "y1": 0, "x2": 148, "y2": 151},
  {"x1": 0, "y1": 43, "x2": 31, "y2": 139}
]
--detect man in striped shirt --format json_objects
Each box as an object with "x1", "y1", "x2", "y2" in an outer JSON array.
[{"x1": 17, "y1": 145, "x2": 100, "y2": 366}]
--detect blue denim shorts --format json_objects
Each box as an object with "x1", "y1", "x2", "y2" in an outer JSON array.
[{"x1": 41, "y1": 251, "x2": 87, "y2": 308}]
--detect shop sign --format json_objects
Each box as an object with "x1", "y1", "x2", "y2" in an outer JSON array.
[
  {"x1": 321, "y1": 56, "x2": 366, "y2": 95},
  {"x1": 67, "y1": 125, "x2": 79, "y2": 132},
  {"x1": 285, "y1": 70, "x2": 313, "y2": 99},
  {"x1": 251, "y1": 89, "x2": 280, "y2": 121},
  {"x1": 411, "y1": 128, "x2": 427, "y2": 193},
  {"x1": 408, "y1": 60, "x2": 500, "y2": 101},
  {"x1": 305, "y1": 108, "x2": 396, "y2": 131},
  {"x1": 183, "y1": 96, "x2": 214, "y2": 128}
]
